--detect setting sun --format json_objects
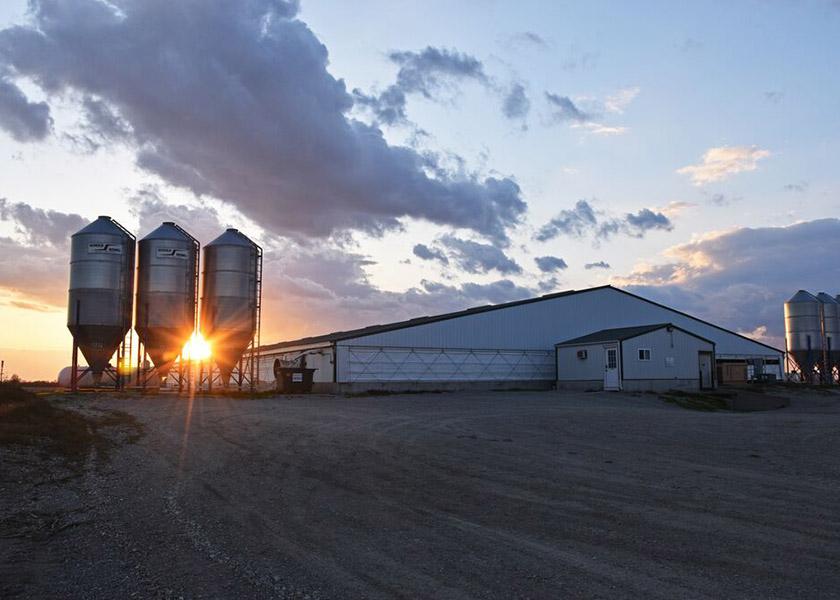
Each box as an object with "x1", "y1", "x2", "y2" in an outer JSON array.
[{"x1": 182, "y1": 332, "x2": 212, "y2": 362}]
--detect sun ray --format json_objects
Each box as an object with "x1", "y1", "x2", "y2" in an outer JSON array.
[{"x1": 182, "y1": 332, "x2": 212, "y2": 362}]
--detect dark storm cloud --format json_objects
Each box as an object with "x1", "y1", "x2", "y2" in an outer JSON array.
[
  {"x1": 545, "y1": 93, "x2": 592, "y2": 123},
  {"x1": 354, "y1": 46, "x2": 490, "y2": 126},
  {"x1": 584, "y1": 261, "x2": 610, "y2": 270},
  {"x1": 0, "y1": 1, "x2": 524, "y2": 243},
  {"x1": 412, "y1": 243, "x2": 448, "y2": 265},
  {"x1": 81, "y1": 96, "x2": 131, "y2": 143},
  {"x1": 0, "y1": 76, "x2": 52, "y2": 141},
  {"x1": 0, "y1": 198, "x2": 86, "y2": 246},
  {"x1": 502, "y1": 83, "x2": 530, "y2": 120},
  {"x1": 534, "y1": 255, "x2": 568, "y2": 273},
  {"x1": 615, "y1": 218, "x2": 840, "y2": 348},
  {"x1": 536, "y1": 200, "x2": 672, "y2": 242},
  {"x1": 439, "y1": 235, "x2": 522, "y2": 275}
]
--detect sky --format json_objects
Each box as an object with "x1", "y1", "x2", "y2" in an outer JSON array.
[{"x1": 0, "y1": 0, "x2": 838, "y2": 380}]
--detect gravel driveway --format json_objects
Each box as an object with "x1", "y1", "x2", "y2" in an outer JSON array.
[{"x1": 2, "y1": 390, "x2": 839, "y2": 599}]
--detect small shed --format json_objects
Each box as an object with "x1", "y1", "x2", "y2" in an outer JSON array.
[{"x1": 555, "y1": 323, "x2": 715, "y2": 392}]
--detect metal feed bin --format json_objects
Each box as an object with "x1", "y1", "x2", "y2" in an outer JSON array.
[{"x1": 274, "y1": 365, "x2": 316, "y2": 394}]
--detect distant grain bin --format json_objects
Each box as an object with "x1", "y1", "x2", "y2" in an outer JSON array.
[
  {"x1": 200, "y1": 229, "x2": 262, "y2": 387},
  {"x1": 135, "y1": 222, "x2": 199, "y2": 383},
  {"x1": 67, "y1": 216, "x2": 135, "y2": 385},
  {"x1": 816, "y1": 292, "x2": 840, "y2": 372},
  {"x1": 784, "y1": 290, "x2": 825, "y2": 382}
]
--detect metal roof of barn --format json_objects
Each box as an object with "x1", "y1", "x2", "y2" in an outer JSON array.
[{"x1": 260, "y1": 285, "x2": 776, "y2": 353}]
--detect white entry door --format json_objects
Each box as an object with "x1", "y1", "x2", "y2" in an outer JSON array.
[
  {"x1": 698, "y1": 352, "x2": 713, "y2": 389},
  {"x1": 604, "y1": 346, "x2": 620, "y2": 390}
]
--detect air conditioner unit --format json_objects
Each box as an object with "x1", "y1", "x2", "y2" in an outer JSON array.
[{"x1": 576, "y1": 349, "x2": 588, "y2": 360}]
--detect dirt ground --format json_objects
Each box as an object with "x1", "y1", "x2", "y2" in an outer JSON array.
[{"x1": 2, "y1": 389, "x2": 840, "y2": 599}]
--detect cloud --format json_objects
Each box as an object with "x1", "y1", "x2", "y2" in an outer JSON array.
[
  {"x1": 577, "y1": 123, "x2": 627, "y2": 136},
  {"x1": 0, "y1": 2, "x2": 525, "y2": 244},
  {"x1": 764, "y1": 91, "x2": 784, "y2": 103},
  {"x1": 412, "y1": 243, "x2": 448, "y2": 265},
  {"x1": 783, "y1": 181, "x2": 808, "y2": 193},
  {"x1": 534, "y1": 255, "x2": 568, "y2": 273},
  {"x1": 439, "y1": 234, "x2": 522, "y2": 274},
  {"x1": 261, "y1": 244, "x2": 537, "y2": 342},
  {"x1": 128, "y1": 187, "x2": 232, "y2": 244},
  {"x1": 538, "y1": 276, "x2": 560, "y2": 293},
  {"x1": 658, "y1": 201, "x2": 696, "y2": 218},
  {"x1": 604, "y1": 87, "x2": 640, "y2": 114},
  {"x1": 545, "y1": 89, "x2": 632, "y2": 135},
  {"x1": 0, "y1": 76, "x2": 52, "y2": 141},
  {"x1": 535, "y1": 199, "x2": 598, "y2": 240},
  {"x1": 508, "y1": 32, "x2": 548, "y2": 50},
  {"x1": 6, "y1": 299, "x2": 58, "y2": 312},
  {"x1": 502, "y1": 83, "x2": 530, "y2": 120},
  {"x1": 545, "y1": 93, "x2": 591, "y2": 123},
  {"x1": 678, "y1": 38, "x2": 703, "y2": 52},
  {"x1": 536, "y1": 200, "x2": 672, "y2": 242},
  {"x1": 354, "y1": 46, "x2": 490, "y2": 126},
  {"x1": 677, "y1": 146, "x2": 770, "y2": 186},
  {"x1": 623, "y1": 208, "x2": 673, "y2": 236},
  {"x1": 706, "y1": 192, "x2": 742, "y2": 206},
  {"x1": 0, "y1": 200, "x2": 85, "y2": 307},
  {"x1": 584, "y1": 261, "x2": 610, "y2": 270},
  {"x1": 559, "y1": 46, "x2": 598, "y2": 71},
  {"x1": 612, "y1": 218, "x2": 840, "y2": 348},
  {"x1": 0, "y1": 198, "x2": 86, "y2": 246}
]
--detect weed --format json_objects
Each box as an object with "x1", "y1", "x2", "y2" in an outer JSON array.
[{"x1": 0, "y1": 387, "x2": 144, "y2": 466}]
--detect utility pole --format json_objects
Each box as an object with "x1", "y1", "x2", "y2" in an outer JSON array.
[{"x1": 0, "y1": 359, "x2": 5, "y2": 383}]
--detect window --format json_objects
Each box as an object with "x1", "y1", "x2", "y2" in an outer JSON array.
[{"x1": 638, "y1": 349, "x2": 651, "y2": 361}]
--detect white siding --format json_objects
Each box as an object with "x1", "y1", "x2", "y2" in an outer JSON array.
[
  {"x1": 340, "y1": 287, "x2": 779, "y2": 359},
  {"x1": 337, "y1": 346, "x2": 554, "y2": 383},
  {"x1": 556, "y1": 344, "x2": 610, "y2": 383},
  {"x1": 621, "y1": 329, "x2": 713, "y2": 382}
]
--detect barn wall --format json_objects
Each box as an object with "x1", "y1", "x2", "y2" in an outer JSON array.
[
  {"x1": 336, "y1": 345, "x2": 554, "y2": 384},
  {"x1": 556, "y1": 343, "x2": 609, "y2": 383},
  {"x1": 621, "y1": 329, "x2": 714, "y2": 382}
]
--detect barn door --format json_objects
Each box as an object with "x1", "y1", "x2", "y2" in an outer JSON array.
[
  {"x1": 604, "y1": 345, "x2": 620, "y2": 391},
  {"x1": 698, "y1": 352, "x2": 714, "y2": 389}
]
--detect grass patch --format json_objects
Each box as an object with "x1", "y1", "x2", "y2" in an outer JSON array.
[
  {"x1": 0, "y1": 379, "x2": 37, "y2": 403},
  {"x1": 659, "y1": 390, "x2": 731, "y2": 412},
  {"x1": 0, "y1": 381, "x2": 143, "y2": 466}
]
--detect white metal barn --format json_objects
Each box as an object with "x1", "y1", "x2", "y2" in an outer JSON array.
[
  {"x1": 555, "y1": 324, "x2": 716, "y2": 392},
  {"x1": 258, "y1": 285, "x2": 783, "y2": 393}
]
